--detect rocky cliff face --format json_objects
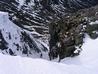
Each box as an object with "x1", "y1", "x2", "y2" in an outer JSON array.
[
  {"x1": 0, "y1": 0, "x2": 98, "y2": 60},
  {"x1": 49, "y1": 5, "x2": 98, "y2": 61}
]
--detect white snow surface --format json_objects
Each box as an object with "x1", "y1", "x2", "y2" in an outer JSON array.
[
  {"x1": 89, "y1": 20, "x2": 98, "y2": 25},
  {"x1": 0, "y1": 35, "x2": 98, "y2": 74}
]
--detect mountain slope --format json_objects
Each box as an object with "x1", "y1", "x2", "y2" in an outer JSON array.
[
  {"x1": 0, "y1": 36, "x2": 98, "y2": 74},
  {"x1": 0, "y1": 0, "x2": 98, "y2": 59},
  {"x1": 0, "y1": 12, "x2": 48, "y2": 58}
]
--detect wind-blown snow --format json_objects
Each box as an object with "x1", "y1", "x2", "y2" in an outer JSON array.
[{"x1": 0, "y1": 35, "x2": 98, "y2": 74}]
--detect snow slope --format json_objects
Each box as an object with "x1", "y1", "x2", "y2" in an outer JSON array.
[{"x1": 0, "y1": 36, "x2": 98, "y2": 74}]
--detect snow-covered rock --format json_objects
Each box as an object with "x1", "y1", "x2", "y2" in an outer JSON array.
[{"x1": 0, "y1": 11, "x2": 48, "y2": 58}]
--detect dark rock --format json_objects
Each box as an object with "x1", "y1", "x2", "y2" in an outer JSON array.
[
  {"x1": 9, "y1": 49, "x2": 14, "y2": 55},
  {"x1": 0, "y1": 30, "x2": 8, "y2": 50}
]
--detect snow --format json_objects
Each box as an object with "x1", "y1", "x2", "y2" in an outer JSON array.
[
  {"x1": 0, "y1": 35, "x2": 98, "y2": 74},
  {"x1": 0, "y1": 11, "x2": 98, "y2": 74},
  {"x1": 18, "y1": 0, "x2": 36, "y2": 9},
  {"x1": 61, "y1": 35, "x2": 98, "y2": 73},
  {"x1": 0, "y1": 11, "x2": 48, "y2": 58},
  {"x1": 18, "y1": 0, "x2": 25, "y2": 9},
  {"x1": 0, "y1": 12, "x2": 98, "y2": 74},
  {"x1": 0, "y1": 11, "x2": 22, "y2": 55},
  {"x1": 89, "y1": 20, "x2": 98, "y2": 25}
]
